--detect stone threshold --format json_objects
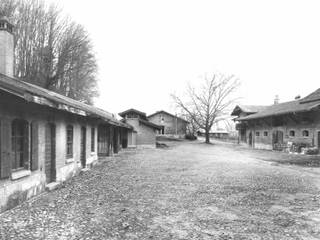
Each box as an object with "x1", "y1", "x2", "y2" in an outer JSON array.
[{"x1": 45, "y1": 182, "x2": 61, "y2": 192}]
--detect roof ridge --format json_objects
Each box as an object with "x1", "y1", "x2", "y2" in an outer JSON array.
[
  {"x1": 147, "y1": 110, "x2": 189, "y2": 122},
  {"x1": 0, "y1": 73, "x2": 131, "y2": 128}
]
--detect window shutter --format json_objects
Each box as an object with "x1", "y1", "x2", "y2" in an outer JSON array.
[
  {"x1": 23, "y1": 122, "x2": 29, "y2": 169},
  {"x1": 0, "y1": 119, "x2": 11, "y2": 179},
  {"x1": 31, "y1": 122, "x2": 39, "y2": 171}
]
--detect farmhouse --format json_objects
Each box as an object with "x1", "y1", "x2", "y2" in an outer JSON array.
[
  {"x1": 232, "y1": 92, "x2": 320, "y2": 152},
  {"x1": 119, "y1": 109, "x2": 162, "y2": 148},
  {"x1": 0, "y1": 17, "x2": 132, "y2": 212},
  {"x1": 147, "y1": 110, "x2": 188, "y2": 137}
]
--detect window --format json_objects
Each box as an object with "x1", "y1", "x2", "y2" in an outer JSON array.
[
  {"x1": 91, "y1": 127, "x2": 95, "y2": 152},
  {"x1": 160, "y1": 114, "x2": 164, "y2": 122},
  {"x1": 289, "y1": 130, "x2": 295, "y2": 137},
  {"x1": 264, "y1": 131, "x2": 268, "y2": 136},
  {"x1": 11, "y1": 119, "x2": 29, "y2": 170},
  {"x1": 302, "y1": 130, "x2": 309, "y2": 137},
  {"x1": 255, "y1": 132, "x2": 260, "y2": 137},
  {"x1": 66, "y1": 125, "x2": 73, "y2": 158}
]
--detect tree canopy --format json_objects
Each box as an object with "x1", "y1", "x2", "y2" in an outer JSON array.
[{"x1": 0, "y1": 0, "x2": 98, "y2": 104}]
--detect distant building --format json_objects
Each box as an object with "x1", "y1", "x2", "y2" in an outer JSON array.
[
  {"x1": 232, "y1": 92, "x2": 320, "y2": 152},
  {"x1": 147, "y1": 110, "x2": 188, "y2": 137},
  {"x1": 119, "y1": 109, "x2": 162, "y2": 148},
  {"x1": 197, "y1": 129, "x2": 229, "y2": 139}
]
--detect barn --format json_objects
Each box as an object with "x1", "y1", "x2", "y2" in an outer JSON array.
[
  {"x1": 232, "y1": 92, "x2": 320, "y2": 153},
  {"x1": 147, "y1": 110, "x2": 188, "y2": 138}
]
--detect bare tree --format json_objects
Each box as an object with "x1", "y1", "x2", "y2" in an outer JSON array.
[
  {"x1": 181, "y1": 110, "x2": 199, "y2": 137},
  {"x1": 0, "y1": 0, "x2": 98, "y2": 104},
  {"x1": 172, "y1": 73, "x2": 240, "y2": 143}
]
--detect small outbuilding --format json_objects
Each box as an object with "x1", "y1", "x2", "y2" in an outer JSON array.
[{"x1": 119, "y1": 109, "x2": 162, "y2": 148}]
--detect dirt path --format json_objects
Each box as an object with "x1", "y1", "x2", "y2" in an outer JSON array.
[{"x1": 1, "y1": 140, "x2": 320, "y2": 239}]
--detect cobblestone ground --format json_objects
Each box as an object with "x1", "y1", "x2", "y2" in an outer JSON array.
[{"x1": 1, "y1": 140, "x2": 320, "y2": 240}]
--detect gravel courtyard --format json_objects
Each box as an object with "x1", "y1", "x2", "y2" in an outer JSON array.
[{"x1": 1, "y1": 140, "x2": 320, "y2": 240}]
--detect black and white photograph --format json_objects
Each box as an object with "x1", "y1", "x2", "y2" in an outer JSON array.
[{"x1": 0, "y1": 0, "x2": 320, "y2": 239}]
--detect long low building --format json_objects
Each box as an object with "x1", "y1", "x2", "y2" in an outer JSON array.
[
  {"x1": 232, "y1": 91, "x2": 320, "y2": 152},
  {"x1": 0, "y1": 17, "x2": 132, "y2": 212}
]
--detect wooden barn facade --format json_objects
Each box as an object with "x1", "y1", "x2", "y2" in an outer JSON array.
[
  {"x1": 232, "y1": 91, "x2": 320, "y2": 153},
  {"x1": 147, "y1": 110, "x2": 188, "y2": 138}
]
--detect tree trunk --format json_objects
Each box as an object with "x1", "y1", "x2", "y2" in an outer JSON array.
[{"x1": 205, "y1": 128, "x2": 210, "y2": 143}]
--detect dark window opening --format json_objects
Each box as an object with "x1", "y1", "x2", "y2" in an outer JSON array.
[
  {"x1": 264, "y1": 131, "x2": 268, "y2": 136},
  {"x1": 302, "y1": 130, "x2": 309, "y2": 137},
  {"x1": 11, "y1": 119, "x2": 29, "y2": 170},
  {"x1": 66, "y1": 125, "x2": 73, "y2": 158},
  {"x1": 255, "y1": 132, "x2": 260, "y2": 137},
  {"x1": 289, "y1": 130, "x2": 295, "y2": 137},
  {"x1": 126, "y1": 113, "x2": 138, "y2": 118},
  {"x1": 91, "y1": 127, "x2": 95, "y2": 152}
]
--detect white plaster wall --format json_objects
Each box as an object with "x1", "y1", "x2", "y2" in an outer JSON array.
[{"x1": 0, "y1": 171, "x2": 45, "y2": 211}]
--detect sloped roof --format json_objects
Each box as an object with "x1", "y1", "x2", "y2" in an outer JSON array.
[
  {"x1": 0, "y1": 73, "x2": 132, "y2": 129},
  {"x1": 148, "y1": 110, "x2": 189, "y2": 123},
  {"x1": 237, "y1": 94, "x2": 320, "y2": 121},
  {"x1": 139, "y1": 119, "x2": 162, "y2": 130},
  {"x1": 118, "y1": 108, "x2": 147, "y2": 119},
  {"x1": 231, "y1": 105, "x2": 268, "y2": 116},
  {"x1": 300, "y1": 88, "x2": 320, "y2": 103}
]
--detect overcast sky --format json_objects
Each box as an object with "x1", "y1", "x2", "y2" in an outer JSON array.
[{"x1": 48, "y1": 0, "x2": 320, "y2": 116}]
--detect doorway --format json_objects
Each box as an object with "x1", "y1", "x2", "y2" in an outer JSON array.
[
  {"x1": 248, "y1": 132, "x2": 253, "y2": 146},
  {"x1": 45, "y1": 123, "x2": 56, "y2": 183},
  {"x1": 272, "y1": 130, "x2": 284, "y2": 150},
  {"x1": 80, "y1": 127, "x2": 86, "y2": 168},
  {"x1": 113, "y1": 127, "x2": 119, "y2": 154}
]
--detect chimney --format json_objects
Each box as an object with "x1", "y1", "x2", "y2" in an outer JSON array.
[
  {"x1": 274, "y1": 95, "x2": 279, "y2": 105},
  {"x1": 0, "y1": 16, "x2": 14, "y2": 77},
  {"x1": 295, "y1": 95, "x2": 301, "y2": 100}
]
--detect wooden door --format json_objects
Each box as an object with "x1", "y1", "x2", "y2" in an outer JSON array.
[
  {"x1": 121, "y1": 129, "x2": 128, "y2": 148},
  {"x1": 113, "y1": 127, "x2": 118, "y2": 154},
  {"x1": 80, "y1": 127, "x2": 86, "y2": 168},
  {"x1": 272, "y1": 130, "x2": 284, "y2": 150},
  {"x1": 98, "y1": 125, "x2": 109, "y2": 156},
  {"x1": 45, "y1": 123, "x2": 56, "y2": 183},
  {"x1": 248, "y1": 132, "x2": 253, "y2": 146}
]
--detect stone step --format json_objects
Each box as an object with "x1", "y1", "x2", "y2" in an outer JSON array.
[{"x1": 45, "y1": 182, "x2": 61, "y2": 192}]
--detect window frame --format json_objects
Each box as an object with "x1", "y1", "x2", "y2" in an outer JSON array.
[
  {"x1": 302, "y1": 130, "x2": 309, "y2": 137},
  {"x1": 289, "y1": 130, "x2": 295, "y2": 137},
  {"x1": 255, "y1": 131, "x2": 260, "y2": 137},
  {"x1": 11, "y1": 119, "x2": 29, "y2": 171},
  {"x1": 66, "y1": 125, "x2": 74, "y2": 158},
  {"x1": 263, "y1": 131, "x2": 268, "y2": 137}
]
